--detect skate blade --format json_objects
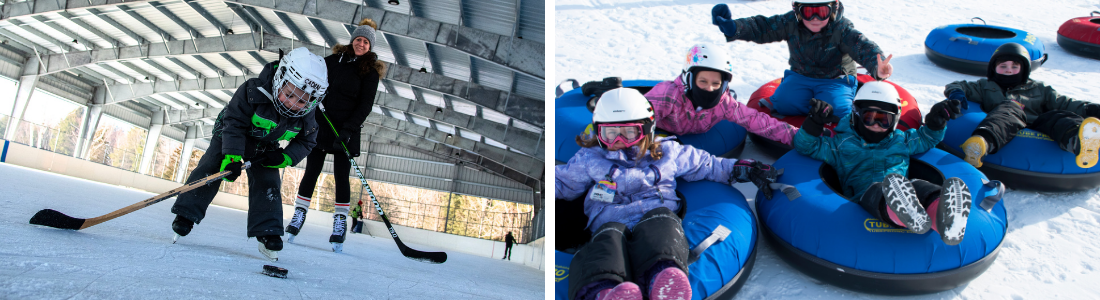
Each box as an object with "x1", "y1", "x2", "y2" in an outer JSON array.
[
  {"x1": 331, "y1": 242, "x2": 343, "y2": 253},
  {"x1": 287, "y1": 233, "x2": 296, "y2": 244},
  {"x1": 172, "y1": 234, "x2": 181, "y2": 244},
  {"x1": 258, "y1": 242, "x2": 279, "y2": 262}
]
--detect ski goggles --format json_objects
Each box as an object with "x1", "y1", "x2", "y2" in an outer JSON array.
[
  {"x1": 596, "y1": 123, "x2": 646, "y2": 147},
  {"x1": 855, "y1": 107, "x2": 898, "y2": 128},
  {"x1": 797, "y1": 4, "x2": 834, "y2": 21}
]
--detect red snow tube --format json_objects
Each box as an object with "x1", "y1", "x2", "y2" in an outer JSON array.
[
  {"x1": 1057, "y1": 11, "x2": 1100, "y2": 59},
  {"x1": 746, "y1": 74, "x2": 923, "y2": 157}
]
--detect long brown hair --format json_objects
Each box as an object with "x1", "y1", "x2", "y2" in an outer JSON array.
[
  {"x1": 576, "y1": 129, "x2": 664, "y2": 161},
  {"x1": 331, "y1": 18, "x2": 386, "y2": 78}
]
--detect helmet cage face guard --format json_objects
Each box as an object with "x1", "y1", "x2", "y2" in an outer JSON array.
[{"x1": 272, "y1": 64, "x2": 327, "y2": 117}]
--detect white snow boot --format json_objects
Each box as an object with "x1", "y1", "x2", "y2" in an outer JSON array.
[
  {"x1": 935, "y1": 177, "x2": 972, "y2": 246},
  {"x1": 883, "y1": 174, "x2": 931, "y2": 234}
]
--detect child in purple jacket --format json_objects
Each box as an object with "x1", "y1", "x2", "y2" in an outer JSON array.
[{"x1": 557, "y1": 88, "x2": 777, "y2": 300}]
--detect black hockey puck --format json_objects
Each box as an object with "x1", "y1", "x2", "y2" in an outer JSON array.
[{"x1": 262, "y1": 265, "x2": 288, "y2": 278}]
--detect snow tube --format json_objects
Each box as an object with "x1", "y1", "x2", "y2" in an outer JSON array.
[
  {"x1": 937, "y1": 104, "x2": 1100, "y2": 191},
  {"x1": 924, "y1": 20, "x2": 1047, "y2": 76},
  {"x1": 554, "y1": 179, "x2": 758, "y2": 300},
  {"x1": 554, "y1": 80, "x2": 747, "y2": 163},
  {"x1": 745, "y1": 74, "x2": 923, "y2": 158},
  {"x1": 756, "y1": 149, "x2": 1007, "y2": 295},
  {"x1": 1057, "y1": 12, "x2": 1100, "y2": 60}
]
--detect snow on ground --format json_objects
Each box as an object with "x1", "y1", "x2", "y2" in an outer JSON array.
[
  {"x1": 0, "y1": 163, "x2": 542, "y2": 299},
  {"x1": 556, "y1": 0, "x2": 1100, "y2": 298}
]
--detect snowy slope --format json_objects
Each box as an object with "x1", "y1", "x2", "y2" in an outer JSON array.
[
  {"x1": 556, "y1": 0, "x2": 1100, "y2": 298},
  {"x1": 0, "y1": 163, "x2": 542, "y2": 299}
]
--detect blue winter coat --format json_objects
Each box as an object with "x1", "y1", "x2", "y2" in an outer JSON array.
[
  {"x1": 727, "y1": 3, "x2": 885, "y2": 80},
  {"x1": 555, "y1": 137, "x2": 741, "y2": 232},
  {"x1": 793, "y1": 115, "x2": 945, "y2": 200}
]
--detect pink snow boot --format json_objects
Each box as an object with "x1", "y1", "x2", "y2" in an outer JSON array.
[{"x1": 648, "y1": 267, "x2": 691, "y2": 300}]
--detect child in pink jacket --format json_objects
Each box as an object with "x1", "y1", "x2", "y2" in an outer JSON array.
[{"x1": 645, "y1": 44, "x2": 799, "y2": 145}]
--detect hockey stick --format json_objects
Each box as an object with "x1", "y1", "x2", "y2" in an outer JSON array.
[
  {"x1": 29, "y1": 163, "x2": 251, "y2": 230},
  {"x1": 319, "y1": 105, "x2": 447, "y2": 264}
]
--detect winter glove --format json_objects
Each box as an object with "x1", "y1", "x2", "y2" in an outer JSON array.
[
  {"x1": 252, "y1": 149, "x2": 291, "y2": 168},
  {"x1": 220, "y1": 154, "x2": 244, "y2": 182},
  {"x1": 925, "y1": 99, "x2": 962, "y2": 131},
  {"x1": 332, "y1": 131, "x2": 351, "y2": 152},
  {"x1": 947, "y1": 89, "x2": 969, "y2": 110},
  {"x1": 730, "y1": 159, "x2": 779, "y2": 200},
  {"x1": 711, "y1": 4, "x2": 737, "y2": 37},
  {"x1": 1085, "y1": 103, "x2": 1100, "y2": 119},
  {"x1": 581, "y1": 77, "x2": 623, "y2": 98},
  {"x1": 802, "y1": 98, "x2": 840, "y2": 137}
]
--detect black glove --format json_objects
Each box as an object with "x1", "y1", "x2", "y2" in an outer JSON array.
[
  {"x1": 1085, "y1": 103, "x2": 1100, "y2": 119},
  {"x1": 947, "y1": 89, "x2": 969, "y2": 110},
  {"x1": 252, "y1": 149, "x2": 290, "y2": 168},
  {"x1": 332, "y1": 131, "x2": 351, "y2": 151},
  {"x1": 581, "y1": 77, "x2": 623, "y2": 97},
  {"x1": 219, "y1": 154, "x2": 244, "y2": 182},
  {"x1": 712, "y1": 4, "x2": 737, "y2": 37},
  {"x1": 802, "y1": 98, "x2": 840, "y2": 137},
  {"x1": 730, "y1": 159, "x2": 779, "y2": 200},
  {"x1": 925, "y1": 99, "x2": 962, "y2": 131}
]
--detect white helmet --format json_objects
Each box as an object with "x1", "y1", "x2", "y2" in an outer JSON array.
[
  {"x1": 272, "y1": 47, "x2": 329, "y2": 117},
  {"x1": 851, "y1": 81, "x2": 901, "y2": 130},
  {"x1": 593, "y1": 88, "x2": 654, "y2": 123},
  {"x1": 680, "y1": 44, "x2": 734, "y2": 86}
]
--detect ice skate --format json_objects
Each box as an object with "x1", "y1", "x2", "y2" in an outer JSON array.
[
  {"x1": 257, "y1": 235, "x2": 282, "y2": 262},
  {"x1": 330, "y1": 214, "x2": 347, "y2": 253},
  {"x1": 171, "y1": 215, "x2": 193, "y2": 244},
  {"x1": 285, "y1": 198, "x2": 309, "y2": 243},
  {"x1": 936, "y1": 177, "x2": 972, "y2": 246},
  {"x1": 883, "y1": 174, "x2": 930, "y2": 234}
]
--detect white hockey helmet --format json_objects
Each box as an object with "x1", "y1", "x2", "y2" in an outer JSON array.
[
  {"x1": 592, "y1": 88, "x2": 655, "y2": 147},
  {"x1": 272, "y1": 47, "x2": 329, "y2": 117},
  {"x1": 680, "y1": 44, "x2": 734, "y2": 86},
  {"x1": 851, "y1": 81, "x2": 901, "y2": 130}
]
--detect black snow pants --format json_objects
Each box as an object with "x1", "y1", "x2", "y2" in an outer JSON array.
[
  {"x1": 857, "y1": 178, "x2": 941, "y2": 224},
  {"x1": 974, "y1": 102, "x2": 1083, "y2": 154},
  {"x1": 567, "y1": 207, "x2": 689, "y2": 300},
  {"x1": 171, "y1": 137, "x2": 285, "y2": 237},
  {"x1": 296, "y1": 147, "x2": 352, "y2": 205}
]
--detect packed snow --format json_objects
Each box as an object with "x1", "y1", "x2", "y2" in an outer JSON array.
[
  {"x1": 555, "y1": 0, "x2": 1100, "y2": 298},
  {"x1": 0, "y1": 163, "x2": 542, "y2": 299}
]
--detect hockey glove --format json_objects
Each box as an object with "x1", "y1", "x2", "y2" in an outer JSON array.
[
  {"x1": 730, "y1": 159, "x2": 779, "y2": 200},
  {"x1": 802, "y1": 98, "x2": 839, "y2": 137},
  {"x1": 253, "y1": 149, "x2": 292, "y2": 168},
  {"x1": 711, "y1": 4, "x2": 737, "y2": 37},
  {"x1": 925, "y1": 99, "x2": 962, "y2": 131},
  {"x1": 220, "y1": 154, "x2": 244, "y2": 182},
  {"x1": 332, "y1": 131, "x2": 351, "y2": 152},
  {"x1": 947, "y1": 89, "x2": 969, "y2": 109}
]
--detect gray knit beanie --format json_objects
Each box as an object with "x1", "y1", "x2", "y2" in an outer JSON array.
[{"x1": 350, "y1": 24, "x2": 376, "y2": 52}]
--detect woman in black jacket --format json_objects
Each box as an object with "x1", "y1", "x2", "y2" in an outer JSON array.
[{"x1": 286, "y1": 18, "x2": 385, "y2": 253}]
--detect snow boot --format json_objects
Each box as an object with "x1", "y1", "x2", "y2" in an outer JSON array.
[
  {"x1": 595, "y1": 281, "x2": 642, "y2": 300},
  {"x1": 285, "y1": 195, "x2": 311, "y2": 243},
  {"x1": 171, "y1": 215, "x2": 193, "y2": 243},
  {"x1": 882, "y1": 174, "x2": 930, "y2": 234},
  {"x1": 961, "y1": 135, "x2": 988, "y2": 168},
  {"x1": 330, "y1": 214, "x2": 347, "y2": 253},
  {"x1": 935, "y1": 177, "x2": 972, "y2": 246},
  {"x1": 256, "y1": 235, "x2": 282, "y2": 261},
  {"x1": 648, "y1": 267, "x2": 691, "y2": 300},
  {"x1": 1077, "y1": 117, "x2": 1100, "y2": 168}
]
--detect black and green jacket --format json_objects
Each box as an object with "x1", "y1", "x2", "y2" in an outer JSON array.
[{"x1": 213, "y1": 62, "x2": 318, "y2": 165}]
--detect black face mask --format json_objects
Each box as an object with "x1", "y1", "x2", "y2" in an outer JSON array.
[
  {"x1": 991, "y1": 73, "x2": 1023, "y2": 91},
  {"x1": 856, "y1": 124, "x2": 891, "y2": 144},
  {"x1": 688, "y1": 84, "x2": 724, "y2": 110}
]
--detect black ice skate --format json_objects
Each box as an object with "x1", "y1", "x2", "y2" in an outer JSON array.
[
  {"x1": 330, "y1": 214, "x2": 347, "y2": 253},
  {"x1": 285, "y1": 207, "x2": 307, "y2": 243},
  {"x1": 936, "y1": 177, "x2": 972, "y2": 246},
  {"x1": 171, "y1": 215, "x2": 194, "y2": 244},
  {"x1": 883, "y1": 174, "x2": 931, "y2": 234},
  {"x1": 257, "y1": 235, "x2": 282, "y2": 261}
]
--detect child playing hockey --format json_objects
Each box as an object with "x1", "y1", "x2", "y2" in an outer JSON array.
[
  {"x1": 711, "y1": 0, "x2": 893, "y2": 119},
  {"x1": 946, "y1": 42, "x2": 1100, "y2": 169},
  {"x1": 557, "y1": 88, "x2": 778, "y2": 300},
  {"x1": 795, "y1": 82, "x2": 971, "y2": 245},
  {"x1": 169, "y1": 47, "x2": 328, "y2": 261}
]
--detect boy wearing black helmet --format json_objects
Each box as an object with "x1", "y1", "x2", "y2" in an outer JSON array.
[{"x1": 947, "y1": 42, "x2": 1100, "y2": 169}]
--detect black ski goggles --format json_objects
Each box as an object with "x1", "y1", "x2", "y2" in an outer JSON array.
[
  {"x1": 854, "y1": 107, "x2": 897, "y2": 128},
  {"x1": 796, "y1": 4, "x2": 834, "y2": 21}
]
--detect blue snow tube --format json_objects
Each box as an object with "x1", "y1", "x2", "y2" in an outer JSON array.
[
  {"x1": 555, "y1": 179, "x2": 758, "y2": 300},
  {"x1": 756, "y1": 149, "x2": 1007, "y2": 295},
  {"x1": 554, "y1": 80, "x2": 747, "y2": 164},
  {"x1": 924, "y1": 21, "x2": 1047, "y2": 76},
  {"x1": 937, "y1": 104, "x2": 1100, "y2": 191}
]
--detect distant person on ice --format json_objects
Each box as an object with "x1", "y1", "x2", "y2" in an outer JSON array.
[
  {"x1": 711, "y1": 0, "x2": 893, "y2": 119},
  {"x1": 946, "y1": 42, "x2": 1100, "y2": 169},
  {"x1": 503, "y1": 231, "x2": 515, "y2": 260},
  {"x1": 285, "y1": 18, "x2": 384, "y2": 253},
  {"x1": 169, "y1": 47, "x2": 328, "y2": 262},
  {"x1": 557, "y1": 88, "x2": 778, "y2": 300}
]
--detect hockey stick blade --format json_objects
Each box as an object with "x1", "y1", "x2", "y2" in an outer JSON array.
[
  {"x1": 396, "y1": 238, "x2": 447, "y2": 264},
  {"x1": 29, "y1": 209, "x2": 85, "y2": 230}
]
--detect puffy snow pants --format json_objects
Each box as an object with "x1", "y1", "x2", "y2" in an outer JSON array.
[
  {"x1": 567, "y1": 207, "x2": 689, "y2": 300},
  {"x1": 973, "y1": 102, "x2": 1083, "y2": 154},
  {"x1": 769, "y1": 69, "x2": 858, "y2": 118},
  {"x1": 171, "y1": 137, "x2": 285, "y2": 237}
]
